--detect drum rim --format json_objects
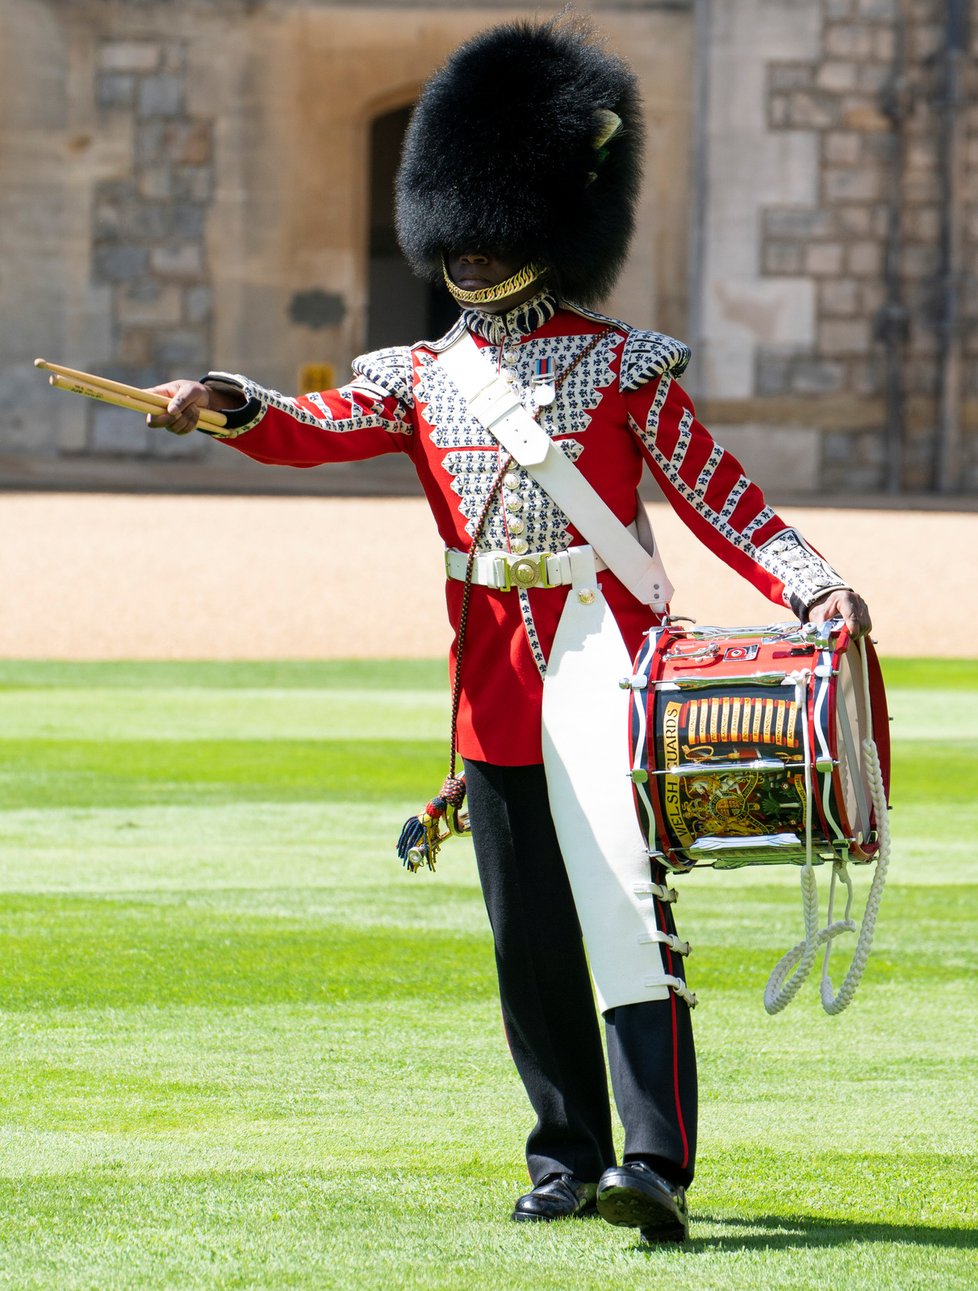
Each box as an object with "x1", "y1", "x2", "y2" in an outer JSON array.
[{"x1": 819, "y1": 628, "x2": 890, "y2": 862}]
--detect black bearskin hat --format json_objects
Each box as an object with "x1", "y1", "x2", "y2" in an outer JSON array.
[{"x1": 395, "y1": 17, "x2": 643, "y2": 305}]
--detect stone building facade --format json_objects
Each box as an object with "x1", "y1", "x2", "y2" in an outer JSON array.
[
  {"x1": 692, "y1": 0, "x2": 978, "y2": 494},
  {"x1": 0, "y1": 0, "x2": 975, "y2": 494}
]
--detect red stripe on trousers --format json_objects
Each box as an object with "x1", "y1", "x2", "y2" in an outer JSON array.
[{"x1": 657, "y1": 895, "x2": 690, "y2": 1170}]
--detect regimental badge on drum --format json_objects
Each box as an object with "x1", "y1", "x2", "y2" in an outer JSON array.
[
  {"x1": 657, "y1": 691, "x2": 807, "y2": 848},
  {"x1": 723, "y1": 644, "x2": 760, "y2": 662}
]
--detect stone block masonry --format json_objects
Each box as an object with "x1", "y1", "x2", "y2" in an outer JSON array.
[
  {"x1": 2, "y1": 0, "x2": 974, "y2": 497},
  {"x1": 90, "y1": 37, "x2": 215, "y2": 458},
  {"x1": 761, "y1": 0, "x2": 978, "y2": 491}
]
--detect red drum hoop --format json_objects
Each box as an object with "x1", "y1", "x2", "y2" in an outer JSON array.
[{"x1": 626, "y1": 621, "x2": 890, "y2": 872}]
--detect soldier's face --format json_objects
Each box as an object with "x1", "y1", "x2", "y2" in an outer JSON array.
[{"x1": 446, "y1": 249, "x2": 539, "y2": 312}]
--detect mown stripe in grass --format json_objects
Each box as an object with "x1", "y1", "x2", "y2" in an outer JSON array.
[
  {"x1": 0, "y1": 656, "x2": 972, "y2": 691},
  {"x1": 0, "y1": 893, "x2": 495, "y2": 1009},
  {"x1": 2, "y1": 878, "x2": 973, "y2": 1015},
  {"x1": 2, "y1": 734, "x2": 972, "y2": 809},
  {"x1": 889, "y1": 740, "x2": 978, "y2": 804},
  {"x1": 0, "y1": 659, "x2": 447, "y2": 691},
  {"x1": 0, "y1": 996, "x2": 514, "y2": 1135},
  {"x1": 875, "y1": 657, "x2": 978, "y2": 690},
  {"x1": 0, "y1": 688, "x2": 450, "y2": 742},
  {"x1": 676, "y1": 882, "x2": 978, "y2": 1004},
  {"x1": 0, "y1": 1159, "x2": 970, "y2": 1291},
  {"x1": 0, "y1": 738, "x2": 449, "y2": 808}
]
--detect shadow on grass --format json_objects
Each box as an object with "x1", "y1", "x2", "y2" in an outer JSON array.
[{"x1": 659, "y1": 1214, "x2": 978, "y2": 1253}]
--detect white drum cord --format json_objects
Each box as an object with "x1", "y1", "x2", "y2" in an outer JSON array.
[
  {"x1": 763, "y1": 641, "x2": 890, "y2": 1016},
  {"x1": 763, "y1": 670, "x2": 825, "y2": 1014}
]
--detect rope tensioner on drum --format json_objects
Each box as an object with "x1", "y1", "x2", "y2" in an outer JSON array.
[{"x1": 763, "y1": 640, "x2": 890, "y2": 1016}]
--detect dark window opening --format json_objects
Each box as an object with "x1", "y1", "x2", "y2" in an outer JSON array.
[{"x1": 366, "y1": 105, "x2": 456, "y2": 350}]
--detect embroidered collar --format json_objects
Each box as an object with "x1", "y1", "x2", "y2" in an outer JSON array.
[{"x1": 461, "y1": 290, "x2": 558, "y2": 344}]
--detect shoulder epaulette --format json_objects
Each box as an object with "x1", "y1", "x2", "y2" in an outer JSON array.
[
  {"x1": 618, "y1": 329, "x2": 692, "y2": 390},
  {"x1": 562, "y1": 303, "x2": 691, "y2": 389},
  {"x1": 350, "y1": 346, "x2": 415, "y2": 406}
]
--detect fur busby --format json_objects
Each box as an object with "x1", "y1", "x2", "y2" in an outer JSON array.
[{"x1": 395, "y1": 17, "x2": 644, "y2": 305}]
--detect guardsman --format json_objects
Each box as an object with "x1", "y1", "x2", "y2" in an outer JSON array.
[{"x1": 149, "y1": 18, "x2": 871, "y2": 1243}]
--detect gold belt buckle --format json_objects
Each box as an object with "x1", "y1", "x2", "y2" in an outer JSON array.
[{"x1": 504, "y1": 553, "x2": 555, "y2": 590}]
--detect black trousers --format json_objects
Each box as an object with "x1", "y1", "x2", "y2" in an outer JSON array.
[{"x1": 464, "y1": 758, "x2": 697, "y2": 1189}]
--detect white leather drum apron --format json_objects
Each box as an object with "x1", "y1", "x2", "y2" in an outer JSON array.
[{"x1": 541, "y1": 551, "x2": 682, "y2": 1012}]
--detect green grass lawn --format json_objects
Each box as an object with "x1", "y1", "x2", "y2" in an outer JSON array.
[{"x1": 0, "y1": 658, "x2": 975, "y2": 1289}]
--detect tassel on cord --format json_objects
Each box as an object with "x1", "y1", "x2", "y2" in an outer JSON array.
[
  {"x1": 395, "y1": 460, "x2": 507, "y2": 876},
  {"x1": 397, "y1": 774, "x2": 468, "y2": 872}
]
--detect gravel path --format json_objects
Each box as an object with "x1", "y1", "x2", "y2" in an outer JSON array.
[{"x1": 0, "y1": 493, "x2": 970, "y2": 658}]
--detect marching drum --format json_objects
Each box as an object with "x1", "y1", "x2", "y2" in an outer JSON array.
[{"x1": 625, "y1": 621, "x2": 890, "y2": 874}]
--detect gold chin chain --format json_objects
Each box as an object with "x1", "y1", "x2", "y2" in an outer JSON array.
[{"x1": 442, "y1": 258, "x2": 546, "y2": 306}]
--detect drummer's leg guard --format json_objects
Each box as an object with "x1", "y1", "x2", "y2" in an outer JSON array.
[{"x1": 604, "y1": 875, "x2": 697, "y2": 1187}]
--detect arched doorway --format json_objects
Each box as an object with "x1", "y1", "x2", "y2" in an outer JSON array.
[{"x1": 365, "y1": 104, "x2": 456, "y2": 351}]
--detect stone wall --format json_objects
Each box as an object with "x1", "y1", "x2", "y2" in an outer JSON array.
[
  {"x1": 1, "y1": 0, "x2": 975, "y2": 495},
  {"x1": 0, "y1": 1, "x2": 230, "y2": 463},
  {"x1": 0, "y1": 0, "x2": 693, "y2": 476},
  {"x1": 693, "y1": 0, "x2": 978, "y2": 493},
  {"x1": 90, "y1": 35, "x2": 216, "y2": 456}
]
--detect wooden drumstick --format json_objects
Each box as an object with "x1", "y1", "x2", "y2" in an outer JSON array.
[{"x1": 35, "y1": 359, "x2": 227, "y2": 430}]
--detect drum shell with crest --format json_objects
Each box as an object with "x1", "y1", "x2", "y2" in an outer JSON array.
[{"x1": 626, "y1": 622, "x2": 890, "y2": 872}]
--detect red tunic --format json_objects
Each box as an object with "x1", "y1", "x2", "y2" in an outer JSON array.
[{"x1": 204, "y1": 293, "x2": 845, "y2": 764}]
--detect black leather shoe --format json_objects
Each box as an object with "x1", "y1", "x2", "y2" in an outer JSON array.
[
  {"x1": 596, "y1": 1162, "x2": 689, "y2": 1243},
  {"x1": 512, "y1": 1173, "x2": 598, "y2": 1222}
]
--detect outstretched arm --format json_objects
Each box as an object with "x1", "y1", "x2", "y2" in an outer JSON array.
[{"x1": 140, "y1": 356, "x2": 415, "y2": 468}]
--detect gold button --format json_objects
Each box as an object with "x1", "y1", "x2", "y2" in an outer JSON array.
[
  {"x1": 577, "y1": 589, "x2": 596, "y2": 605},
  {"x1": 507, "y1": 517, "x2": 525, "y2": 535},
  {"x1": 510, "y1": 539, "x2": 529, "y2": 555},
  {"x1": 503, "y1": 472, "x2": 520, "y2": 490},
  {"x1": 505, "y1": 497, "x2": 523, "y2": 512}
]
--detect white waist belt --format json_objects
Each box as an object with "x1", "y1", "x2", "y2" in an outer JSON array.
[{"x1": 445, "y1": 543, "x2": 609, "y2": 592}]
